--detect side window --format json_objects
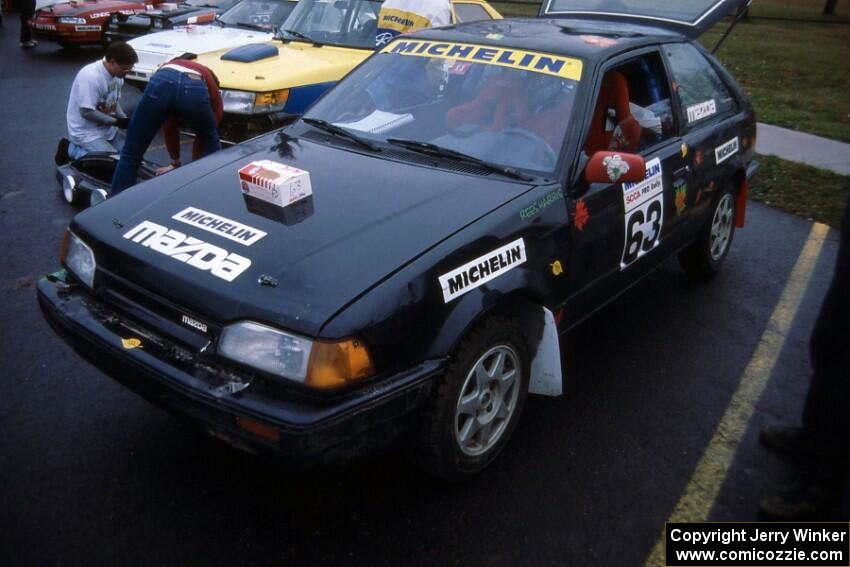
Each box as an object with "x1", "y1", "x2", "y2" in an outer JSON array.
[
  {"x1": 454, "y1": 3, "x2": 491, "y2": 23},
  {"x1": 664, "y1": 42, "x2": 737, "y2": 129},
  {"x1": 583, "y1": 51, "x2": 675, "y2": 156}
]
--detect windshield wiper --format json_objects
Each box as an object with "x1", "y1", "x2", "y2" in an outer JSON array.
[
  {"x1": 277, "y1": 28, "x2": 322, "y2": 45},
  {"x1": 302, "y1": 118, "x2": 380, "y2": 151},
  {"x1": 386, "y1": 138, "x2": 534, "y2": 181}
]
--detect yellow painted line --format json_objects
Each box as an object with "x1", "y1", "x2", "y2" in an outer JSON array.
[{"x1": 645, "y1": 222, "x2": 830, "y2": 567}]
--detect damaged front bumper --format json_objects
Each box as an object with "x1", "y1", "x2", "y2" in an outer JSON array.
[{"x1": 37, "y1": 271, "x2": 439, "y2": 466}]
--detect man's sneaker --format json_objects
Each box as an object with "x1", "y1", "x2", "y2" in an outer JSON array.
[
  {"x1": 19, "y1": 40, "x2": 38, "y2": 48},
  {"x1": 759, "y1": 473, "x2": 841, "y2": 521}
]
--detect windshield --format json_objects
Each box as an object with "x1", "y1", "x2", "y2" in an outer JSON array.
[
  {"x1": 218, "y1": 0, "x2": 295, "y2": 30},
  {"x1": 304, "y1": 39, "x2": 582, "y2": 173},
  {"x1": 275, "y1": 0, "x2": 381, "y2": 48}
]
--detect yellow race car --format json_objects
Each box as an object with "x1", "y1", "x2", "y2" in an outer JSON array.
[{"x1": 195, "y1": 0, "x2": 501, "y2": 142}]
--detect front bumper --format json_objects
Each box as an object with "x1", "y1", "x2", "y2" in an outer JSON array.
[
  {"x1": 31, "y1": 23, "x2": 102, "y2": 45},
  {"x1": 37, "y1": 272, "x2": 439, "y2": 466}
]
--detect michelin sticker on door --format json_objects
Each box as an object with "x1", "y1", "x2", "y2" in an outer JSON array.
[
  {"x1": 620, "y1": 157, "x2": 664, "y2": 269},
  {"x1": 238, "y1": 160, "x2": 312, "y2": 208}
]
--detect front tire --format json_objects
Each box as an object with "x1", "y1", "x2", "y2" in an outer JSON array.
[
  {"x1": 679, "y1": 185, "x2": 736, "y2": 278},
  {"x1": 410, "y1": 316, "x2": 529, "y2": 481},
  {"x1": 61, "y1": 175, "x2": 83, "y2": 205}
]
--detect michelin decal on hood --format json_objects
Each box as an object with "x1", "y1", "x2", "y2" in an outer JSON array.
[{"x1": 171, "y1": 207, "x2": 267, "y2": 246}]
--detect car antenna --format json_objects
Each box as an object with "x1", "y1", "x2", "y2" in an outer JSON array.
[{"x1": 712, "y1": 0, "x2": 752, "y2": 55}]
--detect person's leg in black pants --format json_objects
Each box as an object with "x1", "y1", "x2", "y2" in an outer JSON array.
[
  {"x1": 760, "y1": 195, "x2": 850, "y2": 519},
  {"x1": 18, "y1": 0, "x2": 36, "y2": 47}
]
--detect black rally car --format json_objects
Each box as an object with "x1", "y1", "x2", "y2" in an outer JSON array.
[{"x1": 38, "y1": 0, "x2": 756, "y2": 479}]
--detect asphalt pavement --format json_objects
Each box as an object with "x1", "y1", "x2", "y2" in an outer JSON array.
[{"x1": 0, "y1": 28, "x2": 847, "y2": 567}]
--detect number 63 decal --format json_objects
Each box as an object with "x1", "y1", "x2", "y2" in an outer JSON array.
[{"x1": 622, "y1": 198, "x2": 662, "y2": 266}]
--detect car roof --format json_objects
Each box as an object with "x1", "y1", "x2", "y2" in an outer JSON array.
[{"x1": 406, "y1": 17, "x2": 685, "y2": 63}]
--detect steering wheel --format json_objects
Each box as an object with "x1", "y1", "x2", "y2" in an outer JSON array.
[
  {"x1": 500, "y1": 128, "x2": 558, "y2": 169},
  {"x1": 334, "y1": 89, "x2": 376, "y2": 124}
]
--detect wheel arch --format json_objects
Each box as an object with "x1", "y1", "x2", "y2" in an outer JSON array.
[{"x1": 428, "y1": 289, "x2": 563, "y2": 397}]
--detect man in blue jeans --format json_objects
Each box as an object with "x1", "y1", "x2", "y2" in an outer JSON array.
[{"x1": 111, "y1": 57, "x2": 222, "y2": 195}]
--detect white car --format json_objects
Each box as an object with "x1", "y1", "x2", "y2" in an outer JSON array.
[{"x1": 125, "y1": 0, "x2": 297, "y2": 86}]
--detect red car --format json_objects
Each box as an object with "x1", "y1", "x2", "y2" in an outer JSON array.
[{"x1": 31, "y1": 0, "x2": 165, "y2": 48}]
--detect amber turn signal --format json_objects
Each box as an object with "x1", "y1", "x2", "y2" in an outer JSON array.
[{"x1": 305, "y1": 338, "x2": 375, "y2": 390}]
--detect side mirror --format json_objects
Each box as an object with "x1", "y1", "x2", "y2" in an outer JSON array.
[{"x1": 585, "y1": 151, "x2": 646, "y2": 184}]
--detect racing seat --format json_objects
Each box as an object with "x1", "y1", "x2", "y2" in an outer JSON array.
[
  {"x1": 584, "y1": 70, "x2": 641, "y2": 154},
  {"x1": 445, "y1": 74, "x2": 529, "y2": 132}
]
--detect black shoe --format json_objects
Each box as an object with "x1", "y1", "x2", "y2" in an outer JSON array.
[
  {"x1": 759, "y1": 473, "x2": 841, "y2": 521},
  {"x1": 759, "y1": 425, "x2": 821, "y2": 460}
]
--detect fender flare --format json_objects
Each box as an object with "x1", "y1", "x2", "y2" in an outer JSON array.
[{"x1": 427, "y1": 290, "x2": 563, "y2": 397}]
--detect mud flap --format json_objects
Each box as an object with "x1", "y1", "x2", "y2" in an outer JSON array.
[{"x1": 528, "y1": 307, "x2": 562, "y2": 397}]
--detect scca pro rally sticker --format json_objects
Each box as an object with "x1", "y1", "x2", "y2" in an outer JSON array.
[
  {"x1": 621, "y1": 157, "x2": 664, "y2": 269},
  {"x1": 439, "y1": 238, "x2": 526, "y2": 303},
  {"x1": 715, "y1": 136, "x2": 739, "y2": 164},
  {"x1": 123, "y1": 221, "x2": 251, "y2": 282},
  {"x1": 171, "y1": 207, "x2": 266, "y2": 246}
]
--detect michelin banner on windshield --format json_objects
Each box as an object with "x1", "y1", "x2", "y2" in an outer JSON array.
[
  {"x1": 381, "y1": 39, "x2": 583, "y2": 81},
  {"x1": 375, "y1": 0, "x2": 451, "y2": 47}
]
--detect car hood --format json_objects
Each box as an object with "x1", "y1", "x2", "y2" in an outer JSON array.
[
  {"x1": 200, "y1": 42, "x2": 372, "y2": 91},
  {"x1": 38, "y1": 0, "x2": 141, "y2": 16},
  {"x1": 129, "y1": 26, "x2": 272, "y2": 58},
  {"x1": 73, "y1": 132, "x2": 533, "y2": 337}
]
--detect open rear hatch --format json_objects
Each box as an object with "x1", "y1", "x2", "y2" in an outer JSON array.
[{"x1": 539, "y1": 0, "x2": 751, "y2": 39}]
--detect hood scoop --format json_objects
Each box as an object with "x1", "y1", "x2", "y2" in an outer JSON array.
[{"x1": 221, "y1": 43, "x2": 278, "y2": 63}]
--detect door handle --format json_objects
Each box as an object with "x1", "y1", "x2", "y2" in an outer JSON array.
[{"x1": 672, "y1": 165, "x2": 691, "y2": 177}]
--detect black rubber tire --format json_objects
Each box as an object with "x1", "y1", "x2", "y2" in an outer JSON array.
[
  {"x1": 409, "y1": 315, "x2": 530, "y2": 481},
  {"x1": 679, "y1": 184, "x2": 737, "y2": 279}
]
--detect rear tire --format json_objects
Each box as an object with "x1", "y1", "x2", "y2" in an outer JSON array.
[
  {"x1": 679, "y1": 184, "x2": 736, "y2": 279},
  {"x1": 410, "y1": 316, "x2": 529, "y2": 481}
]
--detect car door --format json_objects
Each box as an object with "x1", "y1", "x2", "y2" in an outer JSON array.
[{"x1": 562, "y1": 49, "x2": 693, "y2": 325}]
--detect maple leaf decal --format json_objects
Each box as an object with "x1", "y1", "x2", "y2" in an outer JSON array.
[
  {"x1": 573, "y1": 199, "x2": 590, "y2": 231},
  {"x1": 675, "y1": 186, "x2": 687, "y2": 215}
]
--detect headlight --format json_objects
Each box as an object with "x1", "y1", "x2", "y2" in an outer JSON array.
[
  {"x1": 60, "y1": 229, "x2": 96, "y2": 288},
  {"x1": 221, "y1": 88, "x2": 289, "y2": 114},
  {"x1": 153, "y1": 19, "x2": 163, "y2": 28},
  {"x1": 59, "y1": 17, "x2": 87, "y2": 24},
  {"x1": 218, "y1": 321, "x2": 374, "y2": 389}
]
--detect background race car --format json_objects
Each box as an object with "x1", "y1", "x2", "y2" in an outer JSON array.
[
  {"x1": 31, "y1": 0, "x2": 166, "y2": 48},
  {"x1": 124, "y1": 0, "x2": 297, "y2": 88},
  {"x1": 105, "y1": 0, "x2": 246, "y2": 44},
  {"x1": 196, "y1": 0, "x2": 501, "y2": 142}
]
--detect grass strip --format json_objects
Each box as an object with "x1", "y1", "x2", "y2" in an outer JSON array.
[{"x1": 750, "y1": 153, "x2": 849, "y2": 228}]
